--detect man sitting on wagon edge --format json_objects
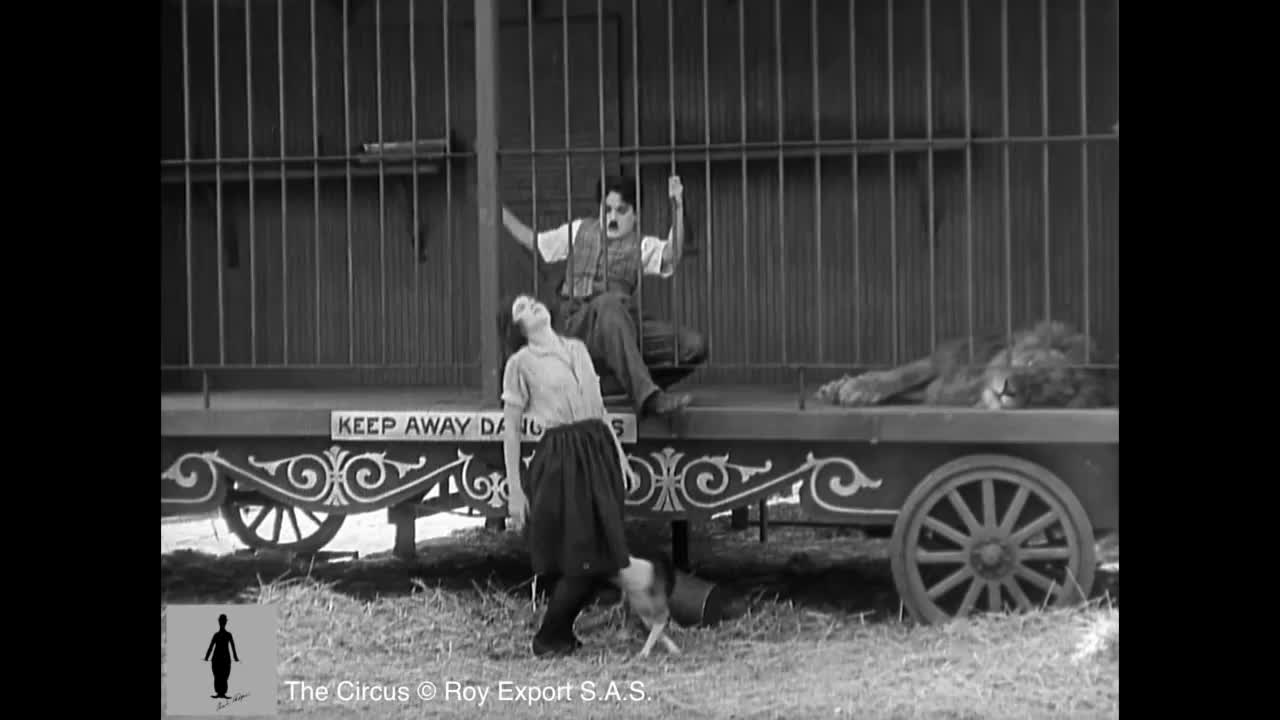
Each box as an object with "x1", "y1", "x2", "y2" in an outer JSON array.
[{"x1": 500, "y1": 174, "x2": 706, "y2": 416}]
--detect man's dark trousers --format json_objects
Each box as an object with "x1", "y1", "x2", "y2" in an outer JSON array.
[{"x1": 558, "y1": 291, "x2": 706, "y2": 412}]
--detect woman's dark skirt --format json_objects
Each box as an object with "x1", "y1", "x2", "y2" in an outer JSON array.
[{"x1": 522, "y1": 418, "x2": 631, "y2": 578}]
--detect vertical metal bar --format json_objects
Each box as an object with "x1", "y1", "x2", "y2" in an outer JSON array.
[
  {"x1": 343, "y1": 0, "x2": 354, "y2": 366},
  {"x1": 702, "y1": 0, "x2": 712, "y2": 375},
  {"x1": 668, "y1": 0, "x2": 678, "y2": 366},
  {"x1": 376, "y1": 0, "x2": 386, "y2": 366},
  {"x1": 246, "y1": 1, "x2": 257, "y2": 365},
  {"x1": 925, "y1": 0, "x2": 936, "y2": 351},
  {"x1": 527, "y1": 0, "x2": 538, "y2": 300},
  {"x1": 775, "y1": 0, "x2": 786, "y2": 369},
  {"x1": 311, "y1": 0, "x2": 320, "y2": 362},
  {"x1": 1001, "y1": 0, "x2": 1012, "y2": 344},
  {"x1": 888, "y1": 0, "x2": 897, "y2": 365},
  {"x1": 631, "y1": 0, "x2": 642, "y2": 346},
  {"x1": 1080, "y1": 0, "x2": 1091, "y2": 362},
  {"x1": 563, "y1": 0, "x2": 574, "y2": 311},
  {"x1": 812, "y1": 0, "x2": 822, "y2": 365},
  {"x1": 598, "y1": 0, "x2": 608, "y2": 354},
  {"x1": 278, "y1": 0, "x2": 288, "y2": 364},
  {"x1": 443, "y1": 0, "x2": 454, "y2": 384},
  {"x1": 963, "y1": 0, "x2": 973, "y2": 359},
  {"x1": 1041, "y1": 0, "x2": 1051, "y2": 323},
  {"x1": 410, "y1": 0, "x2": 419, "y2": 365},
  {"x1": 214, "y1": 0, "x2": 225, "y2": 365},
  {"x1": 475, "y1": 0, "x2": 502, "y2": 402},
  {"x1": 739, "y1": 0, "x2": 749, "y2": 370},
  {"x1": 850, "y1": 0, "x2": 859, "y2": 366},
  {"x1": 182, "y1": 0, "x2": 194, "y2": 366}
]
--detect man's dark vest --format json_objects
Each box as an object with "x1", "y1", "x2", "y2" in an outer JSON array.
[{"x1": 561, "y1": 217, "x2": 643, "y2": 299}]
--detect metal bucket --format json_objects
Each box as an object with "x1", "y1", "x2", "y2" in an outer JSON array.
[{"x1": 668, "y1": 570, "x2": 742, "y2": 627}]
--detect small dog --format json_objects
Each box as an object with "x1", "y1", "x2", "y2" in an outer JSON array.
[{"x1": 608, "y1": 552, "x2": 681, "y2": 657}]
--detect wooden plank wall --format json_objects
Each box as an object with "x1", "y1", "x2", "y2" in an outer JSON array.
[{"x1": 160, "y1": 0, "x2": 1118, "y2": 390}]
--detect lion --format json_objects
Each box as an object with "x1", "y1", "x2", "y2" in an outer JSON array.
[{"x1": 814, "y1": 321, "x2": 1116, "y2": 409}]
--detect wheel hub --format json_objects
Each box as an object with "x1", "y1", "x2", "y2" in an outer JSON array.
[{"x1": 970, "y1": 540, "x2": 1013, "y2": 579}]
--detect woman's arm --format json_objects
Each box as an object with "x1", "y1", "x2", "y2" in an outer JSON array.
[
  {"x1": 500, "y1": 354, "x2": 530, "y2": 528},
  {"x1": 503, "y1": 402, "x2": 527, "y2": 527}
]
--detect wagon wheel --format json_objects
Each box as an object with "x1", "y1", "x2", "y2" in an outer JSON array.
[
  {"x1": 219, "y1": 489, "x2": 346, "y2": 555},
  {"x1": 889, "y1": 454, "x2": 1096, "y2": 624}
]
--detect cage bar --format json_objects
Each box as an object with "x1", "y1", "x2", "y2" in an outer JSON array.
[
  {"x1": 963, "y1": 0, "x2": 974, "y2": 357},
  {"x1": 311, "y1": 0, "x2": 321, "y2": 361},
  {"x1": 376, "y1": 0, "x2": 386, "y2": 366},
  {"x1": 182, "y1": 0, "x2": 194, "y2": 366},
  {"x1": 775, "y1": 0, "x2": 787, "y2": 368},
  {"x1": 702, "y1": 0, "x2": 712, "y2": 371},
  {"x1": 214, "y1": 0, "x2": 226, "y2": 365},
  {"x1": 563, "y1": 0, "x2": 574, "y2": 309},
  {"x1": 1041, "y1": 0, "x2": 1051, "y2": 322},
  {"x1": 1080, "y1": 0, "x2": 1091, "y2": 362},
  {"x1": 925, "y1": 0, "x2": 936, "y2": 351},
  {"x1": 343, "y1": 0, "x2": 354, "y2": 366},
  {"x1": 668, "y1": 0, "x2": 679, "y2": 365},
  {"x1": 278, "y1": 0, "x2": 288, "y2": 364},
  {"x1": 527, "y1": 0, "x2": 538, "y2": 299},
  {"x1": 475, "y1": 0, "x2": 501, "y2": 401},
  {"x1": 245, "y1": 1, "x2": 257, "y2": 365},
  {"x1": 812, "y1": 0, "x2": 823, "y2": 364},
  {"x1": 850, "y1": 0, "x2": 860, "y2": 366},
  {"x1": 888, "y1": 0, "x2": 898, "y2": 365},
  {"x1": 443, "y1": 0, "x2": 454, "y2": 383},
  {"x1": 598, "y1": 0, "x2": 606, "y2": 332},
  {"x1": 1001, "y1": 0, "x2": 1012, "y2": 344},
  {"x1": 739, "y1": 0, "x2": 750, "y2": 370},
  {"x1": 410, "y1": 0, "x2": 420, "y2": 365},
  {"x1": 631, "y1": 0, "x2": 642, "y2": 348}
]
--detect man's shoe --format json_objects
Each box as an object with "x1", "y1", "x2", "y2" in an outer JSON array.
[{"x1": 645, "y1": 391, "x2": 692, "y2": 416}]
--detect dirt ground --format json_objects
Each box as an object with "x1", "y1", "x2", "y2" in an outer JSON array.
[
  {"x1": 162, "y1": 502, "x2": 1118, "y2": 620},
  {"x1": 162, "y1": 503, "x2": 1118, "y2": 719}
]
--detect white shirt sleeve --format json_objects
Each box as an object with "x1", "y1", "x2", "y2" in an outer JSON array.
[
  {"x1": 534, "y1": 218, "x2": 583, "y2": 264},
  {"x1": 640, "y1": 232, "x2": 675, "y2": 278}
]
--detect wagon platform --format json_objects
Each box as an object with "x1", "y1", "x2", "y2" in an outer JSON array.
[
  {"x1": 162, "y1": 383, "x2": 1118, "y2": 622},
  {"x1": 161, "y1": 384, "x2": 1118, "y2": 444}
]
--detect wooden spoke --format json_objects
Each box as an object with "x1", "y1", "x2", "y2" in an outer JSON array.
[
  {"x1": 248, "y1": 506, "x2": 269, "y2": 533},
  {"x1": 924, "y1": 516, "x2": 970, "y2": 548},
  {"x1": 957, "y1": 576, "x2": 984, "y2": 616},
  {"x1": 1014, "y1": 564, "x2": 1059, "y2": 598},
  {"x1": 982, "y1": 479, "x2": 998, "y2": 530},
  {"x1": 916, "y1": 550, "x2": 968, "y2": 565},
  {"x1": 271, "y1": 508, "x2": 283, "y2": 544},
  {"x1": 303, "y1": 509, "x2": 324, "y2": 526},
  {"x1": 947, "y1": 490, "x2": 982, "y2": 535},
  {"x1": 986, "y1": 581, "x2": 1002, "y2": 613},
  {"x1": 1010, "y1": 511, "x2": 1058, "y2": 547},
  {"x1": 1020, "y1": 546, "x2": 1072, "y2": 562},
  {"x1": 998, "y1": 486, "x2": 1030, "y2": 535},
  {"x1": 1002, "y1": 576, "x2": 1034, "y2": 611},
  {"x1": 927, "y1": 565, "x2": 975, "y2": 600},
  {"x1": 287, "y1": 508, "x2": 303, "y2": 542}
]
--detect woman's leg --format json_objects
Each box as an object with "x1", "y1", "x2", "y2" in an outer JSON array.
[{"x1": 533, "y1": 574, "x2": 598, "y2": 655}]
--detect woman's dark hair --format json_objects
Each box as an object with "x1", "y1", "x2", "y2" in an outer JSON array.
[{"x1": 497, "y1": 292, "x2": 561, "y2": 358}]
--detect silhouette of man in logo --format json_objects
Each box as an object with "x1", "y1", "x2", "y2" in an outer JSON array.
[{"x1": 203, "y1": 613, "x2": 240, "y2": 699}]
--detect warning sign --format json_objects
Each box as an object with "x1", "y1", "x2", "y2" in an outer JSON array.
[{"x1": 331, "y1": 411, "x2": 637, "y2": 444}]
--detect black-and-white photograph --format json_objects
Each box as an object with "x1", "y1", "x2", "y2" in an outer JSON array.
[{"x1": 161, "y1": 0, "x2": 1119, "y2": 716}]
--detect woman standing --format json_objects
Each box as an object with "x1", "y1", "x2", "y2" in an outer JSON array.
[{"x1": 499, "y1": 293, "x2": 634, "y2": 657}]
